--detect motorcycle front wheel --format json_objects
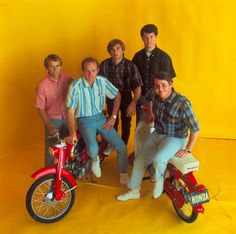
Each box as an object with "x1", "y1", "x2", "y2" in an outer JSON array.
[
  {"x1": 172, "y1": 178, "x2": 198, "y2": 223},
  {"x1": 26, "y1": 174, "x2": 75, "y2": 223}
]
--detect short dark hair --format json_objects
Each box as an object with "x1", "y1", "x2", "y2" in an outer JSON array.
[
  {"x1": 140, "y1": 24, "x2": 158, "y2": 37},
  {"x1": 107, "y1": 39, "x2": 125, "y2": 52},
  {"x1": 81, "y1": 57, "x2": 99, "y2": 71},
  {"x1": 153, "y1": 71, "x2": 173, "y2": 84},
  {"x1": 44, "y1": 54, "x2": 62, "y2": 68}
]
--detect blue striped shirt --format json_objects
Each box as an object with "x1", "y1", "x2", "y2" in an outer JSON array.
[{"x1": 66, "y1": 75, "x2": 118, "y2": 118}]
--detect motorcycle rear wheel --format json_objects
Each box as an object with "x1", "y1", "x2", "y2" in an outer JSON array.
[
  {"x1": 26, "y1": 175, "x2": 75, "y2": 223},
  {"x1": 172, "y1": 178, "x2": 198, "y2": 223}
]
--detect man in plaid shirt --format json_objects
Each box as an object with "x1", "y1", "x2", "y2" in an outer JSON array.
[
  {"x1": 117, "y1": 71, "x2": 200, "y2": 201},
  {"x1": 100, "y1": 39, "x2": 143, "y2": 155}
]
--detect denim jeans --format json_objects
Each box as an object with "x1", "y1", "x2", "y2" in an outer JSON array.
[
  {"x1": 77, "y1": 112, "x2": 128, "y2": 172},
  {"x1": 44, "y1": 118, "x2": 68, "y2": 166},
  {"x1": 128, "y1": 131, "x2": 186, "y2": 189}
]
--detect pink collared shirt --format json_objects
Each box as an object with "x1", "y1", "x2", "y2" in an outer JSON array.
[{"x1": 35, "y1": 72, "x2": 73, "y2": 119}]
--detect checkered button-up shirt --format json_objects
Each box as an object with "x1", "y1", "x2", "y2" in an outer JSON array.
[
  {"x1": 149, "y1": 90, "x2": 200, "y2": 138},
  {"x1": 99, "y1": 58, "x2": 143, "y2": 92}
]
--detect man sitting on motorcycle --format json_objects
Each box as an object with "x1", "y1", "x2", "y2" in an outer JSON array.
[
  {"x1": 66, "y1": 57, "x2": 129, "y2": 185},
  {"x1": 117, "y1": 71, "x2": 200, "y2": 200}
]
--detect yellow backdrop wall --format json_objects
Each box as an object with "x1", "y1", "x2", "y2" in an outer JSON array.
[{"x1": 0, "y1": 0, "x2": 235, "y2": 158}]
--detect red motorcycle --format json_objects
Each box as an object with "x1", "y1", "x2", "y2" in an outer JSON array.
[
  {"x1": 26, "y1": 132, "x2": 107, "y2": 223},
  {"x1": 130, "y1": 121, "x2": 210, "y2": 223}
]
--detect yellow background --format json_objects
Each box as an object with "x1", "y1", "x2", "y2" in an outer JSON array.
[{"x1": 0, "y1": 0, "x2": 236, "y2": 159}]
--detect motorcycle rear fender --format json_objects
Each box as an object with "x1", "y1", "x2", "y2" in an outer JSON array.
[{"x1": 31, "y1": 166, "x2": 77, "y2": 188}]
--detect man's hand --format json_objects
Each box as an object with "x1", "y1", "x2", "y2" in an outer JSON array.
[
  {"x1": 126, "y1": 100, "x2": 137, "y2": 117},
  {"x1": 48, "y1": 125, "x2": 58, "y2": 136},
  {"x1": 175, "y1": 149, "x2": 189, "y2": 158},
  {"x1": 65, "y1": 133, "x2": 78, "y2": 144},
  {"x1": 103, "y1": 117, "x2": 116, "y2": 131},
  {"x1": 144, "y1": 110, "x2": 154, "y2": 123}
]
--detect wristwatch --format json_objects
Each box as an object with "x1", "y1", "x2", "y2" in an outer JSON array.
[
  {"x1": 184, "y1": 148, "x2": 191, "y2": 153},
  {"x1": 112, "y1": 115, "x2": 117, "y2": 119}
]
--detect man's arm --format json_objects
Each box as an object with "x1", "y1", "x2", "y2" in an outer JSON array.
[
  {"x1": 103, "y1": 91, "x2": 121, "y2": 131},
  {"x1": 185, "y1": 131, "x2": 199, "y2": 152},
  {"x1": 176, "y1": 130, "x2": 199, "y2": 158},
  {"x1": 143, "y1": 100, "x2": 155, "y2": 123},
  {"x1": 66, "y1": 108, "x2": 77, "y2": 144},
  {"x1": 37, "y1": 108, "x2": 58, "y2": 135},
  {"x1": 126, "y1": 86, "x2": 141, "y2": 117}
]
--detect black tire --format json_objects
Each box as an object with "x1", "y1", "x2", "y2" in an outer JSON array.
[
  {"x1": 172, "y1": 178, "x2": 198, "y2": 223},
  {"x1": 26, "y1": 175, "x2": 75, "y2": 223}
]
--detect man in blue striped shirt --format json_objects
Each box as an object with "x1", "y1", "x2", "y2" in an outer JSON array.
[
  {"x1": 66, "y1": 57, "x2": 129, "y2": 185},
  {"x1": 117, "y1": 71, "x2": 200, "y2": 200}
]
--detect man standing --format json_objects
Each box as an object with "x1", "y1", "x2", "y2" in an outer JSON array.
[
  {"x1": 99, "y1": 39, "x2": 143, "y2": 155},
  {"x1": 132, "y1": 24, "x2": 176, "y2": 124},
  {"x1": 66, "y1": 57, "x2": 129, "y2": 185},
  {"x1": 35, "y1": 54, "x2": 73, "y2": 166},
  {"x1": 117, "y1": 72, "x2": 200, "y2": 201}
]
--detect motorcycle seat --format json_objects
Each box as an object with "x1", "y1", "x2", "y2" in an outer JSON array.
[{"x1": 169, "y1": 154, "x2": 200, "y2": 174}]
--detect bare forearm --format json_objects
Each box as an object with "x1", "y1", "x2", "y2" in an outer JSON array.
[
  {"x1": 186, "y1": 131, "x2": 200, "y2": 152},
  {"x1": 66, "y1": 108, "x2": 76, "y2": 136},
  {"x1": 132, "y1": 87, "x2": 141, "y2": 103},
  {"x1": 111, "y1": 91, "x2": 121, "y2": 116},
  {"x1": 37, "y1": 108, "x2": 53, "y2": 129}
]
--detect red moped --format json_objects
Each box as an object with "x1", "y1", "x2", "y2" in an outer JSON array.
[
  {"x1": 130, "y1": 121, "x2": 210, "y2": 223},
  {"x1": 26, "y1": 132, "x2": 107, "y2": 223}
]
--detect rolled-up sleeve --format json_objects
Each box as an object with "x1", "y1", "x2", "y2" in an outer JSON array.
[{"x1": 66, "y1": 83, "x2": 78, "y2": 110}]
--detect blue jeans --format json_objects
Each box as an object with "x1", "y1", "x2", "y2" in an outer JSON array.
[
  {"x1": 77, "y1": 112, "x2": 128, "y2": 172},
  {"x1": 128, "y1": 131, "x2": 186, "y2": 189},
  {"x1": 45, "y1": 119, "x2": 68, "y2": 166}
]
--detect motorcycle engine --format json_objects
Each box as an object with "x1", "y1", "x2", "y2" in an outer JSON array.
[
  {"x1": 66, "y1": 152, "x2": 92, "y2": 179},
  {"x1": 66, "y1": 139, "x2": 92, "y2": 179}
]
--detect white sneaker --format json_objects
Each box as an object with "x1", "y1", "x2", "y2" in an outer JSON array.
[
  {"x1": 153, "y1": 177, "x2": 164, "y2": 199},
  {"x1": 117, "y1": 190, "x2": 140, "y2": 201},
  {"x1": 119, "y1": 173, "x2": 129, "y2": 185},
  {"x1": 92, "y1": 156, "x2": 101, "y2": 177},
  {"x1": 103, "y1": 144, "x2": 114, "y2": 156}
]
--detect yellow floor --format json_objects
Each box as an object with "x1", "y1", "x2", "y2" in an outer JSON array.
[{"x1": 0, "y1": 138, "x2": 236, "y2": 234}]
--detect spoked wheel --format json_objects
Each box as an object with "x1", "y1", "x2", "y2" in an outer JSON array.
[
  {"x1": 26, "y1": 175, "x2": 75, "y2": 223},
  {"x1": 172, "y1": 178, "x2": 198, "y2": 223}
]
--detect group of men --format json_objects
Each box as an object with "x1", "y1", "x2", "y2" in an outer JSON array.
[{"x1": 35, "y1": 24, "x2": 200, "y2": 201}]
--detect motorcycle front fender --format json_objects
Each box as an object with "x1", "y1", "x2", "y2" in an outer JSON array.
[{"x1": 31, "y1": 166, "x2": 77, "y2": 188}]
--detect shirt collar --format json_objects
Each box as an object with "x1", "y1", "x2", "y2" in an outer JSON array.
[
  {"x1": 82, "y1": 76, "x2": 98, "y2": 88},
  {"x1": 142, "y1": 46, "x2": 159, "y2": 56},
  {"x1": 156, "y1": 89, "x2": 176, "y2": 104},
  {"x1": 109, "y1": 57, "x2": 125, "y2": 67},
  {"x1": 165, "y1": 90, "x2": 176, "y2": 104},
  {"x1": 47, "y1": 73, "x2": 61, "y2": 82}
]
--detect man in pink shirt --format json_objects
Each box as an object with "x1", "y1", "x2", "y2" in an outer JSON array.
[{"x1": 35, "y1": 54, "x2": 73, "y2": 166}]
